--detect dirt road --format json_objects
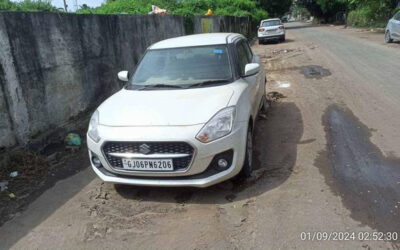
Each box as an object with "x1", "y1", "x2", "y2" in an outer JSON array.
[{"x1": 1, "y1": 22, "x2": 399, "y2": 249}]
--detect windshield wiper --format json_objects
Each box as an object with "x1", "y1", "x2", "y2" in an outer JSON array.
[
  {"x1": 187, "y1": 79, "x2": 231, "y2": 88},
  {"x1": 136, "y1": 84, "x2": 186, "y2": 90}
]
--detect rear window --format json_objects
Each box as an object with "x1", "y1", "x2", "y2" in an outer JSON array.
[{"x1": 261, "y1": 20, "x2": 281, "y2": 27}]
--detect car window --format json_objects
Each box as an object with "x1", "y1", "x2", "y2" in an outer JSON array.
[
  {"x1": 261, "y1": 20, "x2": 281, "y2": 27},
  {"x1": 130, "y1": 45, "x2": 232, "y2": 86},
  {"x1": 243, "y1": 41, "x2": 253, "y2": 62},
  {"x1": 395, "y1": 12, "x2": 400, "y2": 21},
  {"x1": 236, "y1": 40, "x2": 250, "y2": 76}
]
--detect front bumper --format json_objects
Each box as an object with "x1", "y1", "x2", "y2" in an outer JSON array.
[{"x1": 87, "y1": 122, "x2": 248, "y2": 188}]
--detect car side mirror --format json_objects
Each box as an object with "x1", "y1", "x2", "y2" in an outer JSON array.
[
  {"x1": 244, "y1": 63, "x2": 260, "y2": 77},
  {"x1": 257, "y1": 25, "x2": 260, "y2": 28},
  {"x1": 118, "y1": 71, "x2": 129, "y2": 81}
]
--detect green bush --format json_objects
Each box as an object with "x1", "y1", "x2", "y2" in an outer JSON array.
[
  {"x1": 348, "y1": 8, "x2": 372, "y2": 27},
  {"x1": 0, "y1": 0, "x2": 58, "y2": 11},
  {"x1": 173, "y1": 0, "x2": 267, "y2": 20},
  {"x1": 348, "y1": 4, "x2": 394, "y2": 28},
  {"x1": 77, "y1": 0, "x2": 268, "y2": 22}
]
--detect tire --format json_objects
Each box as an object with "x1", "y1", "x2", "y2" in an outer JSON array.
[
  {"x1": 260, "y1": 94, "x2": 269, "y2": 115},
  {"x1": 385, "y1": 31, "x2": 393, "y2": 43},
  {"x1": 280, "y1": 35, "x2": 286, "y2": 42},
  {"x1": 239, "y1": 126, "x2": 253, "y2": 178},
  {"x1": 258, "y1": 39, "x2": 263, "y2": 45}
]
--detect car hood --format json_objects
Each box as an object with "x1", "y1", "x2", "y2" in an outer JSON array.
[{"x1": 98, "y1": 85, "x2": 234, "y2": 126}]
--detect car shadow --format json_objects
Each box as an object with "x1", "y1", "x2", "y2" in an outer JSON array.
[
  {"x1": 259, "y1": 39, "x2": 295, "y2": 45},
  {"x1": 283, "y1": 38, "x2": 295, "y2": 43},
  {"x1": 114, "y1": 101, "x2": 304, "y2": 205}
]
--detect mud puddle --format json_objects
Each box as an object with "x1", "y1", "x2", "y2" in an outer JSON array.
[
  {"x1": 316, "y1": 105, "x2": 400, "y2": 235},
  {"x1": 266, "y1": 91, "x2": 287, "y2": 102},
  {"x1": 301, "y1": 65, "x2": 331, "y2": 79}
]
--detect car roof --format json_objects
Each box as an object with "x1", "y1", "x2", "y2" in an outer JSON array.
[
  {"x1": 149, "y1": 33, "x2": 245, "y2": 50},
  {"x1": 260, "y1": 18, "x2": 281, "y2": 23}
]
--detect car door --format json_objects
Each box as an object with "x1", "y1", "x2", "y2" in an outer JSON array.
[
  {"x1": 394, "y1": 12, "x2": 400, "y2": 37},
  {"x1": 235, "y1": 39, "x2": 259, "y2": 119},
  {"x1": 243, "y1": 41, "x2": 265, "y2": 112}
]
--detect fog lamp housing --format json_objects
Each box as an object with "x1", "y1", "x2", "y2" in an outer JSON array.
[
  {"x1": 91, "y1": 155, "x2": 102, "y2": 168},
  {"x1": 210, "y1": 149, "x2": 234, "y2": 171},
  {"x1": 218, "y1": 159, "x2": 228, "y2": 168}
]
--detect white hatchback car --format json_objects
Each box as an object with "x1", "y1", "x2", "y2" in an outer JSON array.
[
  {"x1": 385, "y1": 11, "x2": 400, "y2": 43},
  {"x1": 258, "y1": 18, "x2": 286, "y2": 44},
  {"x1": 87, "y1": 33, "x2": 267, "y2": 188}
]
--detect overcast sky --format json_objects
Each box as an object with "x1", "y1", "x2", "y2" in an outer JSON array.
[
  {"x1": 51, "y1": 0, "x2": 104, "y2": 11},
  {"x1": 13, "y1": 0, "x2": 105, "y2": 11}
]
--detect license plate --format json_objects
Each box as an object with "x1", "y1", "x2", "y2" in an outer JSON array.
[{"x1": 122, "y1": 158, "x2": 173, "y2": 171}]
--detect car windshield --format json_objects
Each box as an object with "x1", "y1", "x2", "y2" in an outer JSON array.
[
  {"x1": 129, "y1": 45, "x2": 232, "y2": 89},
  {"x1": 261, "y1": 20, "x2": 281, "y2": 27}
]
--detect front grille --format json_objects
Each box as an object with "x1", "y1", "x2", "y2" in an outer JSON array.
[{"x1": 102, "y1": 142, "x2": 194, "y2": 171}]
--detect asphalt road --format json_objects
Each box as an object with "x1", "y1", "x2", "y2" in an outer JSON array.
[{"x1": 0, "y1": 22, "x2": 399, "y2": 249}]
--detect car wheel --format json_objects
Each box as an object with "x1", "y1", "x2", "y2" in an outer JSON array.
[
  {"x1": 385, "y1": 31, "x2": 393, "y2": 43},
  {"x1": 260, "y1": 94, "x2": 269, "y2": 115},
  {"x1": 240, "y1": 126, "x2": 253, "y2": 178},
  {"x1": 280, "y1": 35, "x2": 286, "y2": 42},
  {"x1": 258, "y1": 39, "x2": 263, "y2": 45}
]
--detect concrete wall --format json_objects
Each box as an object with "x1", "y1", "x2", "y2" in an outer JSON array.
[
  {"x1": 0, "y1": 12, "x2": 250, "y2": 150},
  {"x1": 0, "y1": 64, "x2": 16, "y2": 149},
  {"x1": 193, "y1": 16, "x2": 250, "y2": 35}
]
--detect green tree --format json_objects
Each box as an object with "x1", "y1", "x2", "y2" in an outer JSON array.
[
  {"x1": 258, "y1": 0, "x2": 292, "y2": 17},
  {"x1": 172, "y1": 0, "x2": 268, "y2": 21},
  {"x1": 0, "y1": 0, "x2": 58, "y2": 11},
  {"x1": 0, "y1": 0, "x2": 18, "y2": 10},
  {"x1": 297, "y1": 0, "x2": 399, "y2": 25},
  {"x1": 77, "y1": 0, "x2": 269, "y2": 22},
  {"x1": 296, "y1": 0, "x2": 347, "y2": 21}
]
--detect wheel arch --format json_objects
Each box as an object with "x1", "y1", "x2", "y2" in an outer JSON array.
[{"x1": 248, "y1": 116, "x2": 254, "y2": 132}]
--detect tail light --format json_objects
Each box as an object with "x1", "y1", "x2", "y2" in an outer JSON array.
[
  {"x1": 279, "y1": 26, "x2": 285, "y2": 30},
  {"x1": 258, "y1": 28, "x2": 265, "y2": 32}
]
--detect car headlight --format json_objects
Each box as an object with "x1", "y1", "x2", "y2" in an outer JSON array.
[
  {"x1": 88, "y1": 110, "x2": 100, "y2": 143},
  {"x1": 196, "y1": 107, "x2": 236, "y2": 143}
]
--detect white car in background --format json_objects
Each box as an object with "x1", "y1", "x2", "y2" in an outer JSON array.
[
  {"x1": 258, "y1": 18, "x2": 286, "y2": 44},
  {"x1": 87, "y1": 33, "x2": 267, "y2": 188},
  {"x1": 385, "y1": 11, "x2": 400, "y2": 43}
]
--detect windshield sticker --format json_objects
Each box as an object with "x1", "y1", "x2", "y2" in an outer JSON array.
[{"x1": 213, "y1": 49, "x2": 223, "y2": 54}]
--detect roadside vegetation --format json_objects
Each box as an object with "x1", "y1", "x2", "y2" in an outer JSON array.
[
  {"x1": 1, "y1": 0, "x2": 399, "y2": 27},
  {"x1": 77, "y1": 0, "x2": 269, "y2": 22},
  {"x1": 297, "y1": 0, "x2": 400, "y2": 27},
  {"x1": 0, "y1": 0, "x2": 58, "y2": 11},
  {"x1": 0, "y1": 0, "x2": 292, "y2": 23}
]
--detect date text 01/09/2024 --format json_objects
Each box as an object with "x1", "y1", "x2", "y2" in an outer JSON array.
[{"x1": 300, "y1": 232, "x2": 398, "y2": 241}]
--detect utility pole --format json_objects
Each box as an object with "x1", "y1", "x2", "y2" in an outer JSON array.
[
  {"x1": 63, "y1": 0, "x2": 68, "y2": 12},
  {"x1": 74, "y1": 0, "x2": 78, "y2": 11}
]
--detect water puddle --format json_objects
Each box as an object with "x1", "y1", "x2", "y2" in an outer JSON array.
[
  {"x1": 266, "y1": 91, "x2": 287, "y2": 102},
  {"x1": 276, "y1": 81, "x2": 291, "y2": 88},
  {"x1": 316, "y1": 105, "x2": 400, "y2": 234},
  {"x1": 301, "y1": 65, "x2": 331, "y2": 79}
]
